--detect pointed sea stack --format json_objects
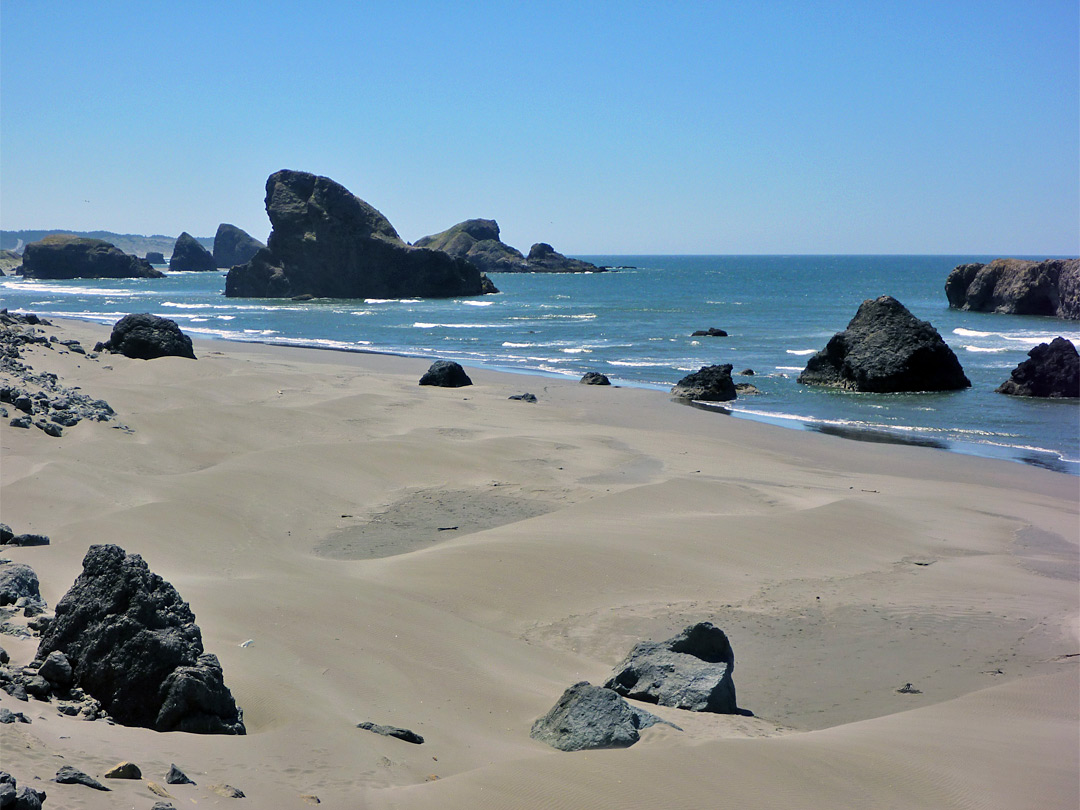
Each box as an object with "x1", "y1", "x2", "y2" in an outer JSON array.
[
  {"x1": 169, "y1": 232, "x2": 217, "y2": 272},
  {"x1": 213, "y1": 223, "x2": 265, "y2": 268}
]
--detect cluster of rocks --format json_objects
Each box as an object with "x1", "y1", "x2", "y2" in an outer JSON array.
[
  {"x1": 945, "y1": 258, "x2": 1079, "y2": 319},
  {"x1": 1, "y1": 771, "x2": 47, "y2": 809},
  {"x1": 169, "y1": 232, "x2": 216, "y2": 272},
  {"x1": 19, "y1": 235, "x2": 163, "y2": 280},
  {"x1": 413, "y1": 218, "x2": 603, "y2": 274},
  {"x1": 1, "y1": 310, "x2": 118, "y2": 437},
  {"x1": 0, "y1": 761, "x2": 219, "y2": 807},
  {"x1": 531, "y1": 622, "x2": 740, "y2": 751},
  {"x1": 93, "y1": 313, "x2": 196, "y2": 360}
]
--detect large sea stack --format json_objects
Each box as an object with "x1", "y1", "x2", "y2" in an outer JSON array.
[
  {"x1": 413, "y1": 219, "x2": 527, "y2": 273},
  {"x1": 225, "y1": 170, "x2": 492, "y2": 299},
  {"x1": 21, "y1": 235, "x2": 164, "y2": 280},
  {"x1": 798, "y1": 296, "x2": 970, "y2": 392},
  {"x1": 996, "y1": 337, "x2": 1079, "y2": 398},
  {"x1": 169, "y1": 232, "x2": 217, "y2": 272},
  {"x1": 945, "y1": 258, "x2": 1080, "y2": 319},
  {"x1": 213, "y1": 223, "x2": 265, "y2": 268}
]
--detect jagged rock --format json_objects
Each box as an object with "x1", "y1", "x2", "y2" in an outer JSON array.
[
  {"x1": 145, "y1": 251, "x2": 166, "y2": 264},
  {"x1": 996, "y1": 337, "x2": 1079, "y2": 398},
  {"x1": 508, "y1": 392, "x2": 537, "y2": 402},
  {"x1": 0, "y1": 645, "x2": 7, "y2": 664},
  {"x1": 530, "y1": 681, "x2": 667, "y2": 751},
  {"x1": 414, "y1": 219, "x2": 528, "y2": 273},
  {"x1": 0, "y1": 563, "x2": 41, "y2": 607},
  {"x1": 0, "y1": 707, "x2": 30, "y2": 724},
  {"x1": 580, "y1": 372, "x2": 610, "y2": 385},
  {"x1": 524, "y1": 242, "x2": 601, "y2": 273},
  {"x1": 798, "y1": 296, "x2": 970, "y2": 392},
  {"x1": 103, "y1": 762, "x2": 141, "y2": 779},
  {"x1": 96, "y1": 313, "x2": 196, "y2": 360},
  {"x1": 34, "y1": 544, "x2": 244, "y2": 734},
  {"x1": 945, "y1": 258, "x2": 1079, "y2": 319},
  {"x1": 168, "y1": 232, "x2": 216, "y2": 272},
  {"x1": 0, "y1": 525, "x2": 11, "y2": 544},
  {"x1": 38, "y1": 651, "x2": 73, "y2": 687},
  {"x1": 54, "y1": 766, "x2": 109, "y2": 791},
  {"x1": 209, "y1": 784, "x2": 245, "y2": 798},
  {"x1": 165, "y1": 764, "x2": 195, "y2": 785},
  {"x1": 418, "y1": 360, "x2": 472, "y2": 388},
  {"x1": 605, "y1": 622, "x2": 738, "y2": 713},
  {"x1": 13, "y1": 783, "x2": 46, "y2": 810},
  {"x1": 691, "y1": 327, "x2": 728, "y2": 337},
  {"x1": 225, "y1": 170, "x2": 490, "y2": 299},
  {"x1": 357, "y1": 721, "x2": 425, "y2": 744},
  {"x1": 671, "y1": 364, "x2": 737, "y2": 402},
  {"x1": 213, "y1": 223, "x2": 265, "y2": 269},
  {"x1": 21, "y1": 235, "x2": 163, "y2": 280}
]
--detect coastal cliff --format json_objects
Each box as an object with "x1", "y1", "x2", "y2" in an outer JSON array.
[{"x1": 945, "y1": 258, "x2": 1079, "y2": 319}]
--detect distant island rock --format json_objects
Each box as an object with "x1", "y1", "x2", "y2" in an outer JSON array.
[
  {"x1": 945, "y1": 258, "x2": 1079, "y2": 319},
  {"x1": 144, "y1": 251, "x2": 166, "y2": 264},
  {"x1": 1, "y1": 229, "x2": 207, "y2": 258},
  {"x1": 226, "y1": 170, "x2": 494, "y2": 299},
  {"x1": 213, "y1": 223, "x2": 265, "y2": 268},
  {"x1": 21, "y1": 235, "x2": 164, "y2": 280},
  {"x1": 996, "y1": 337, "x2": 1079, "y2": 398},
  {"x1": 798, "y1": 295, "x2": 970, "y2": 392},
  {"x1": 169, "y1": 232, "x2": 217, "y2": 272},
  {"x1": 415, "y1": 219, "x2": 603, "y2": 273}
]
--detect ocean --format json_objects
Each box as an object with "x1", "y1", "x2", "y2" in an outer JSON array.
[{"x1": 3, "y1": 255, "x2": 1077, "y2": 474}]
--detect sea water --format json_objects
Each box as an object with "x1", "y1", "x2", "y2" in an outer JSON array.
[{"x1": 2, "y1": 255, "x2": 1077, "y2": 473}]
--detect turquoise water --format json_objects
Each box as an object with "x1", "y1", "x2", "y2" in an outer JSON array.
[{"x1": 3, "y1": 255, "x2": 1077, "y2": 473}]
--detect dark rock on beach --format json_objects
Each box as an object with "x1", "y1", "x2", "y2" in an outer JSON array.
[
  {"x1": 54, "y1": 765, "x2": 109, "y2": 791},
  {"x1": 21, "y1": 235, "x2": 164, "y2": 280},
  {"x1": 530, "y1": 681, "x2": 668, "y2": 751},
  {"x1": 580, "y1": 372, "x2": 611, "y2": 385},
  {"x1": 169, "y1": 232, "x2": 217, "y2": 272},
  {"x1": 524, "y1": 242, "x2": 601, "y2": 273},
  {"x1": 357, "y1": 721, "x2": 425, "y2": 744},
  {"x1": 691, "y1": 327, "x2": 728, "y2": 337},
  {"x1": 414, "y1": 219, "x2": 528, "y2": 274},
  {"x1": 95, "y1": 313, "x2": 196, "y2": 360},
  {"x1": 605, "y1": 622, "x2": 739, "y2": 713},
  {"x1": 670, "y1": 364, "x2": 737, "y2": 402},
  {"x1": 945, "y1": 258, "x2": 1079, "y2": 319},
  {"x1": 0, "y1": 562, "x2": 42, "y2": 607},
  {"x1": 226, "y1": 170, "x2": 490, "y2": 299},
  {"x1": 509, "y1": 392, "x2": 537, "y2": 402},
  {"x1": 1, "y1": 773, "x2": 46, "y2": 810},
  {"x1": 165, "y1": 764, "x2": 196, "y2": 785},
  {"x1": 213, "y1": 223, "x2": 265, "y2": 268},
  {"x1": 798, "y1": 296, "x2": 970, "y2": 392},
  {"x1": 419, "y1": 360, "x2": 472, "y2": 387},
  {"x1": 145, "y1": 251, "x2": 166, "y2": 264},
  {"x1": 34, "y1": 543, "x2": 245, "y2": 734},
  {"x1": 996, "y1": 337, "x2": 1079, "y2": 398}
]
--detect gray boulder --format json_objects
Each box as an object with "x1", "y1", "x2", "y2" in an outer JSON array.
[
  {"x1": 604, "y1": 622, "x2": 738, "y2": 713},
  {"x1": 357, "y1": 721, "x2": 425, "y2": 744},
  {"x1": 996, "y1": 337, "x2": 1079, "y2": 398},
  {"x1": 34, "y1": 544, "x2": 244, "y2": 734},
  {"x1": 670, "y1": 364, "x2": 737, "y2": 402},
  {"x1": 0, "y1": 562, "x2": 41, "y2": 607},
  {"x1": 530, "y1": 681, "x2": 667, "y2": 751},
  {"x1": 213, "y1": 223, "x2": 265, "y2": 268},
  {"x1": 798, "y1": 296, "x2": 970, "y2": 392},
  {"x1": 419, "y1": 360, "x2": 472, "y2": 388},
  {"x1": 945, "y1": 258, "x2": 1079, "y2": 319},
  {"x1": 169, "y1": 232, "x2": 216, "y2": 272},
  {"x1": 414, "y1": 219, "x2": 528, "y2": 274},
  {"x1": 38, "y1": 650, "x2": 74, "y2": 687},
  {"x1": 96, "y1": 313, "x2": 196, "y2": 360},
  {"x1": 21, "y1": 235, "x2": 163, "y2": 280},
  {"x1": 225, "y1": 170, "x2": 490, "y2": 299}
]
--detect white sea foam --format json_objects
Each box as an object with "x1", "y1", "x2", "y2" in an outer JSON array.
[
  {"x1": 413, "y1": 322, "x2": 507, "y2": 329},
  {"x1": 365, "y1": 298, "x2": 420, "y2": 304},
  {"x1": 964, "y1": 345, "x2": 1009, "y2": 353},
  {"x1": 786, "y1": 349, "x2": 816, "y2": 356},
  {"x1": 559, "y1": 347, "x2": 592, "y2": 354},
  {"x1": 460, "y1": 300, "x2": 493, "y2": 306},
  {"x1": 606, "y1": 359, "x2": 669, "y2": 367},
  {"x1": 502, "y1": 341, "x2": 536, "y2": 348},
  {"x1": 775, "y1": 366, "x2": 803, "y2": 371},
  {"x1": 162, "y1": 301, "x2": 213, "y2": 308}
]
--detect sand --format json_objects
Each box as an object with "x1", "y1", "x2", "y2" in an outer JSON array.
[{"x1": 1, "y1": 317, "x2": 1077, "y2": 810}]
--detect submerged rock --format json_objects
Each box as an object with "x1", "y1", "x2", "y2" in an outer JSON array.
[
  {"x1": 996, "y1": 337, "x2": 1079, "y2": 398},
  {"x1": 96, "y1": 313, "x2": 196, "y2": 360},
  {"x1": 213, "y1": 223, "x2": 265, "y2": 268},
  {"x1": 945, "y1": 258, "x2": 1079, "y2": 319},
  {"x1": 168, "y1": 232, "x2": 216, "y2": 272},
  {"x1": 21, "y1": 235, "x2": 163, "y2": 280},
  {"x1": 670, "y1": 364, "x2": 737, "y2": 402},
  {"x1": 798, "y1": 296, "x2": 970, "y2": 392},
  {"x1": 530, "y1": 681, "x2": 668, "y2": 751},
  {"x1": 691, "y1": 327, "x2": 728, "y2": 337}
]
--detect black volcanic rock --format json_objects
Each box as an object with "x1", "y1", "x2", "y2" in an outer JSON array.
[
  {"x1": 798, "y1": 296, "x2": 970, "y2": 392},
  {"x1": 996, "y1": 337, "x2": 1079, "y2": 398},
  {"x1": 225, "y1": 170, "x2": 489, "y2": 299},
  {"x1": 414, "y1": 219, "x2": 527, "y2": 273},
  {"x1": 419, "y1": 360, "x2": 472, "y2": 387},
  {"x1": 34, "y1": 544, "x2": 245, "y2": 734},
  {"x1": 525, "y1": 242, "x2": 601, "y2": 273},
  {"x1": 671, "y1": 364, "x2": 737, "y2": 401},
  {"x1": 97, "y1": 313, "x2": 196, "y2": 360},
  {"x1": 169, "y1": 232, "x2": 216, "y2": 272},
  {"x1": 145, "y1": 251, "x2": 166, "y2": 264},
  {"x1": 945, "y1": 258, "x2": 1079, "y2": 319},
  {"x1": 21, "y1": 235, "x2": 164, "y2": 280},
  {"x1": 691, "y1": 327, "x2": 728, "y2": 337},
  {"x1": 213, "y1": 223, "x2": 265, "y2": 268},
  {"x1": 580, "y1": 372, "x2": 611, "y2": 385}
]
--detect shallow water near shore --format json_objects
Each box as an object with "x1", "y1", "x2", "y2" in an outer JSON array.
[{"x1": 3, "y1": 254, "x2": 1077, "y2": 473}]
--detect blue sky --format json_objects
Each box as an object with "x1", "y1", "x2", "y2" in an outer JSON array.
[{"x1": 1, "y1": 1, "x2": 1077, "y2": 254}]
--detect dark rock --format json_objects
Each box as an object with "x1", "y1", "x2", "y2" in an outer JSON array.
[
  {"x1": 0, "y1": 645, "x2": 7, "y2": 664},
  {"x1": 508, "y1": 393, "x2": 537, "y2": 402},
  {"x1": 21, "y1": 235, "x2": 163, "y2": 280},
  {"x1": 3, "y1": 681, "x2": 27, "y2": 701},
  {"x1": 797, "y1": 296, "x2": 970, "y2": 392},
  {"x1": 169, "y1": 232, "x2": 216, "y2": 273},
  {"x1": 34, "y1": 420, "x2": 62, "y2": 438},
  {"x1": 414, "y1": 219, "x2": 528, "y2": 273},
  {"x1": 38, "y1": 651, "x2": 73, "y2": 687},
  {"x1": 418, "y1": 360, "x2": 472, "y2": 388},
  {"x1": 151, "y1": 803, "x2": 177, "y2": 810},
  {"x1": 13, "y1": 396, "x2": 32, "y2": 414},
  {"x1": 22, "y1": 674, "x2": 51, "y2": 698},
  {"x1": 9, "y1": 534, "x2": 49, "y2": 547},
  {"x1": 15, "y1": 785, "x2": 46, "y2": 810},
  {"x1": 524, "y1": 242, "x2": 601, "y2": 273},
  {"x1": 691, "y1": 328, "x2": 728, "y2": 337},
  {"x1": 479, "y1": 273, "x2": 499, "y2": 294},
  {"x1": 34, "y1": 544, "x2": 245, "y2": 734},
  {"x1": 0, "y1": 525, "x2": 11, "y2": 544},
  {"x1": 0, "y1": 707, "x2": 30, "y2": 724},
  {"x1": 605, "y1": 622, "x2": 738, "y2": 713},
  {"x1": 580, "y1": 372, "x2": 610, "y2": 385},
  {"x1": 996, "y1": 337, "x2": 1079, "y2": 398},
  {"x1": 98, "y1": 314, "x2": 196, "y2": 360},
  {"x1": 213, "y1": 223, "x2": 265, "y2": 269},
  {"x1": 530, "y1": 681, "x2": 667, "y2": 751},
  {"x1": 734, "y1": 383, "x2": 761, "y2": 395},
  {"x1": 226, "y1": 170, "x2": 489, "y2": 299},
  {"x1": 9, "y1": 416, "x2": 31, "y2": 429},
  {"x1": 739, "y1": 368, "x2": 755, "y2": 375},
  {"x1": 670, "y1": 364, "x2": 737, "y2": 402},
  {"x1": 165, "y1": 764, "x2": 195, "y2": 785},
  {"x1": 54, "y1": 766, "x2": 109, "y2": 791},
  {"x1": 145, "y1": 251, "x2": 166, "y2": 264},
  {"x1": 357, "y1": 721, "x2": 425, "y2": 744},
  {"x1": 945, "y1": 258, "x2": 1079, "y2": 319},
  {"x1": 0, "y1": 563, "x2": 40, "y2": 606}
]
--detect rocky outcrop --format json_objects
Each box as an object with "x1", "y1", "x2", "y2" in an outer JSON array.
[
  {"x1": 525, "y1": 242, "x2": 601, "y2": 273},
  {"x1": 798, "y1": 296, "x2": 970, "y2": 392},
  {"x1": 945, "y1": 258, "x2": 1079, "y2": 319},
  {"x1": 145, "y1": 251, "x2": 166, "y2": 264},
  {"x1": 604, "y1": 622, "x2": 738, "y2": 713},
  {"x1": 225, "y1": 170, "x2": 490, "y2": 299},
  {"x1": 0, "y1": 249, "x2": 22, "y2": 275},
  {"x1": 996, "y1": 337, "x2": 1079, "y2": 398},
  {"x1": 418, "y1": 360, "x2": 472, "y2": 387},
  {"x1": 530, "y1": 681, "x2": 667, "y2": 751},
  {"x1": 414, "y1": 219, "x2": 528, "y2": 273},
  {"x1": 95, "y1": 313, "x2": 196, "y2": 360},
  {"x1": 213, "y1": 223, "x2": 265, "y2": 268},
  {"x1": 34, "y1": 544, "x2": 245, "y2": 734},
  {"x1": 670, "y1": 364, "x2": 737, "y2": 402},
  {"x1": 168, "y1": 232, "x2": 216, "y2": 272},
  {"x1": 21, "y1": 235, "x2": 164, "y2": 280}
]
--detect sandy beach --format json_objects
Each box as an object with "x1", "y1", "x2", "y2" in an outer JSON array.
[{"x1": 1, "y1": 316, "x2": 1077, "y2": 809}]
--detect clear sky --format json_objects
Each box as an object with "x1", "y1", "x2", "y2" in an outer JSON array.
[{"x1": 1, "y1": 1, "x2": 1077, "y2": 255}]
